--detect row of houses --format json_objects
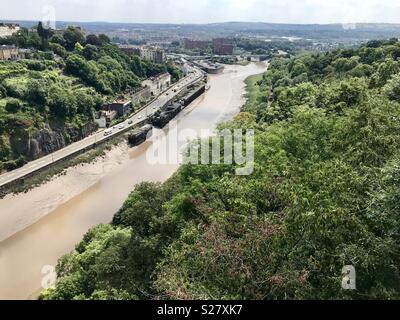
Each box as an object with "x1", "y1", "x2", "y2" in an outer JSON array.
[
  {"x1": 94, "y1": 72, "x2": 171, "y2": 128},
  {"x1": 0, "y1": 45, "x2": 32, "y2": 61},
  {"x1": 0, "y1": 23, "x2": 20, "y2": 38}
]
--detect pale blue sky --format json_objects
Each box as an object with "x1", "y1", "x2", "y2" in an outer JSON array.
[{"x1": 1, "y1": 0, "x2": 400, "y2": 24}]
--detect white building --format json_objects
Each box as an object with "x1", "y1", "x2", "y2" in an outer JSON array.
[
  {"x1": 142, "y1": 73, "x2": 171, "y2": 96},
  {"x1": 118, "y1": 44, "x2": 166, "y2": 65},
  {"x1": 140, "y1": 47, "x2": 166, "y2": 64},
  {"x1": 94, "y1": 114, "x2": 107, "y2": 128},
  {"x1": 94, "y1": 110, "x2": 118, "y2": 128},
  {"x1": 0, "y1": 24, "x2": 20, "y2": 38}
]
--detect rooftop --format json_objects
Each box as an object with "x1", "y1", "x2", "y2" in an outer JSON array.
[
  {"x1": 148, "y1": 72, "x2": 171, "y2": 81},
  {"x1": 0, "y1": 45, "x2": 17, "y2": 50},
  {"x1": 0, "y1": 23, "x2": 19, "y2": 28},
  {"x1": 112, "y1": 98, "x2": 132, "y2": 105}
]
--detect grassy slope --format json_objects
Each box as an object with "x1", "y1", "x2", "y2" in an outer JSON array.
[{"x1": 243, "y1": 73, "x2": 264, "y2": 112}]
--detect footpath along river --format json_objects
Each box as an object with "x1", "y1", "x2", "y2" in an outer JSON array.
[{"x1": 0, "y1": 62, "x2": 267, "y2": 300}]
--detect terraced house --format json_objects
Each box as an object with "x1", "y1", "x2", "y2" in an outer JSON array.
[
  {"x1": 0, "y1": 23, "x2": 20, "y2": 38},
  {"x1": 0, "y1": 45, "x2": 19, "y2": 61}
]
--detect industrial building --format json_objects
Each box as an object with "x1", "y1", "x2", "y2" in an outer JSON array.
[
  {"x1": 184, "y1": 39, "x2": 211, "y2": 50},
  {"x1": 183, "y1": 38, "x2": 234, "y2": 55},
  {"x1": 212, "y1": 38, "x2": 234, "y2": 55}
]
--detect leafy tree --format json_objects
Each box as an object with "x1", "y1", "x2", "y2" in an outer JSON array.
[
  {"x1": 42, "y1": 27, "x2": 400, "y2": 302},
  {"x1": 75, "y1": 90, "x2": 103, "y2": 116},
  {"x1": 49, "y1": 33, "x2": 66, "y2": 47},
  {"x1": 50, "y1": 42, "x2": 68, "y2": 58},
  {"x1": 37, "y1": 21, "x2": 53, "y2": 40},
  {"x1": 39, "y1": 225, "x2": 133, "y2": 300},
  {"x1": 290, "y1": 61, "x2": 308, "y2": 77},
  {"x1": 26, "y1": 60, "x2": 46, "y2": 71},
  {"x1": 25, "y1": 79, "x2": 49, "y2": 107},
  {"x1": 65, "y1": 54, "x2": 106, "y2": 92},
  {"x1": 166, "y1": 63, "x2": 183, "y2": 82},
  {"x1": 63, "y1": 26, "x2": 85, "y2": 51},
  {"x1": 26, "y1": 32, "x2": 42, "y2": 49},
  {"x1": 130, "y1": 55, "x2": 145, "y2": 78},
  {"x1": 85, "y1": 34, "x2": 101, "y2": 46},
  {"x1": 47, "y1": 85, "x2": 77, "y2": 118},
  {"x1": 333, "y1": 57, "x2": 359, "y2": 75},
  {"x1": 383, "y1": 74, "x2": 400, "y2": 101},
  {"x1": 98, "y1": 34, "x2": 111, "y2": 45}
]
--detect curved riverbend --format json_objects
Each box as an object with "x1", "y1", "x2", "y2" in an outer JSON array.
[{"x1": 0, "y1": 62, "x2": 267, "y2": 300}]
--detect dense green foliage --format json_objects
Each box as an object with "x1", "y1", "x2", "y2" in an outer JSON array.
[
  {"x1": 41, "y1": 39, "x2": 400, "y2": 300},
  {"x1": 0, "y1": 24, "x2": 179, "y2": 171},
  {"x1": 234, "y1": 38, "x2": 313, "y2": 56}
]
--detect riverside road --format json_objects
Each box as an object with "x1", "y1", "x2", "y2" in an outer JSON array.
[{"x1": 0, "y1": 65, "x2": 204, "y2": 189}]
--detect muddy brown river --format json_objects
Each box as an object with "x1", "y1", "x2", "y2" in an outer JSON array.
[{"x1": 0, "y1": 62, "x2": 267, "y2": 300}]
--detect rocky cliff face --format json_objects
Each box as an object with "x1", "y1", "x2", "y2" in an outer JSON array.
[
  {"x1": 10, "y1": 122, "x2": 97, "y2": 160},
  {"x1": 65, "y1": 122, "x2": 97, "y2": 144}
]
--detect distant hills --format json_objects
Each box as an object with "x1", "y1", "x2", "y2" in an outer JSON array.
[{"x1": 3, "y1": 20, "x2": 400, "y2": 42}]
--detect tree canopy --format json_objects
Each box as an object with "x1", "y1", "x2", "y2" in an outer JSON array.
[
  {"x1": 0, "y1": 22, "x2": 181, "y2": 170},
  {"x1": 40, "y1": 39, "x2": 400, "y2": 300}
]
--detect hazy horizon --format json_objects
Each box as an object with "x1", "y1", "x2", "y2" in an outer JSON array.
[
  {"x1": 3, "y1": 19, "x2": 400, "y2": 26},
  {"x1": 1, "y1": 0, "x2": 400, "y2": 25}
]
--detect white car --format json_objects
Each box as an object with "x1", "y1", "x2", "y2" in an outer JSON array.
[
  {"x1": 118, "y1": 124, "x2": 125, "y2": 129},
  {"x1": 104, "y1": 128, "x2": 113, "y2": 136},
  {"x1": 138, "y1": 115, "x2": 142, "y2": 120}
]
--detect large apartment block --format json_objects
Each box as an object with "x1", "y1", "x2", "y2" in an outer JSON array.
[
  {"x1": 212, "y1": 38, "x2": 234, "y2": 55},
  {"x1": 119, "y1": 45, "x2": 166, "y2": 64}
]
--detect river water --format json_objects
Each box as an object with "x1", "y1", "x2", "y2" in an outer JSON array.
[{"x1": 0, "y1": 62, "x2": 267, "y2": 300}]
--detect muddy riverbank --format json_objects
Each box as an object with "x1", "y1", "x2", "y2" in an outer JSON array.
[{"x1": 0, "y1": 62, "x2": 267, "y2": 300}]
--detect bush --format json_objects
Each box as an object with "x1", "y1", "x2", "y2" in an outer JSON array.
[
  {"x1": 3, "y1": 156, "x2": 26, "y2": 171},
  {"x1": 50, "y1": 43, "x2": 68, "y2": 58},
  {"x1": 0, "y1": 84, "x2": 6, "y2": 98},
  {"x1": 5, "y1": 98, "x2": 22, "y2": 113},
  {"x1": 26, "y1": 60, "x2": 46, "y2": 71},
  {"x1": 25, "y1": 79, "x2": 49, "y2": 107}
]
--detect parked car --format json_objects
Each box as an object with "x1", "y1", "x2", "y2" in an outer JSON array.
[{"x1": 128, "y1": 120, "x2": 133, "y2": 125}]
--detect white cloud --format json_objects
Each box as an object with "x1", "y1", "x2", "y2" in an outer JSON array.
[{"x1": 0, "y1": 0, "x2": 400, "y2": 24}]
